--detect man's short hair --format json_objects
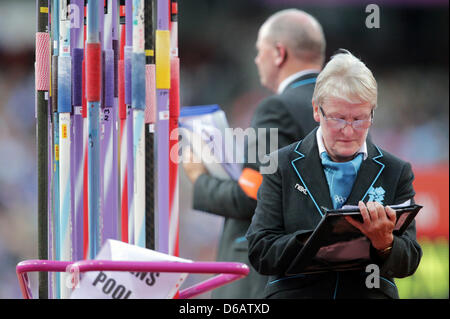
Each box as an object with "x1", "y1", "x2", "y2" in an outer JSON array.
[
  {"x1": 312, "y1": 49, "x2": 377, "y2": 108},
  {"x1": 263, "y1": 9, "x2": 326, "y2": 65}
]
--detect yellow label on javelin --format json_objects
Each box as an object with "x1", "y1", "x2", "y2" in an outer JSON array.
[
  {"x1": 40, "y1": 7, "x2": 48, "y2": 13},
  {"x1": 55, "y1": 144, "x2": 59, "y2": 162},
  {"x1": 155, "y1": 30, "x2": 171, "y2": 89},
  {"x1": 62, "y1": 124, "x2": 68, "y2": 139}
]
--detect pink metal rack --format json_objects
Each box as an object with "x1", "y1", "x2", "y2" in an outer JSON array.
[{"x1": 16, "y1": 259, "x2": 249, "y2": 299}]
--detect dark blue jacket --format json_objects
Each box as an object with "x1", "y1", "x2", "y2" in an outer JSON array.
[{"x1": 246, "y1": 128, "x2": 422, "y2": 299}]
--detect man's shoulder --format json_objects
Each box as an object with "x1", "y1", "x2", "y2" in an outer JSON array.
[
  {"x1": 281, "y1": 78, "x2": 316, "y2": 100},
  {"x1": 255, "y1": 94, "x2": 286, "y2": 112},
  {"x1": 250, "y1": 95, "x2": 289, "y2": 127},
  {"x1": 275, "y1": 86, "x2": 316, "y2": 120},
  {"x1": 254, "y1": 88, "x2": 314, "y2": 119}
]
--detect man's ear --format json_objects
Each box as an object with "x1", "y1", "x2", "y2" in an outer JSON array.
[
  {"x1": 274, "y1": 43, "x2": 286, "y2": 67},
  {"x1": 312, "y1": 101, "x2": 321, "y2": 123}
]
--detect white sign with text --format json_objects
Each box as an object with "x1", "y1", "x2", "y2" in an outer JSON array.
[{"x1": 70, "y1": 239, "x2": 191, "y2": 299}]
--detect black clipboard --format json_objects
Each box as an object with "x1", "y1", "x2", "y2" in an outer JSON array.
[{"x1": 285, "y1": 204, "x2": 423, "y2": 275}]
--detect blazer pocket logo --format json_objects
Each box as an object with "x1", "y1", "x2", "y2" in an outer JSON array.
[
  {"x1": 295, "y1": 183, "x2": 307, "y2": 195},
  {"x1": 367, "y1": 186, "x2": 385, "y2": 204}
]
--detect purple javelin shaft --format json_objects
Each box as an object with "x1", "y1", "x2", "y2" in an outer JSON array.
[
  {"x1": 70, "y1": 0, "x2": 85, "y2": 263},
  {"x1": 99, "y1": 0, "x2": 106, "y2": 248},
  {"x1": 101, "y1": 0, "x2": 119, "y2": 244},
  {"x1": 156, "y1": 0, "x2": 170, "y2": 254},
  {"x1": 126, "y1": 0, "x2": 133, "y2": 46},
  {"x1": 157, "y1": 0, "x2": 169, "y2": 30},
  {"x1": 112, "y1": 0, "x2": 120, "y2": 243},
  {"x1": 70, "y1": 0, "x2": 84, "y2": 49},
  {"x1": 125, "y1": 0, "x2": 135, "y2": 244}
]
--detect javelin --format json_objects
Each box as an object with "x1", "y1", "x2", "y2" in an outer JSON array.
[
  {"x1": 118, "y1": 1, "x2": 129, "y2": 243},
  {"x1": 36, "y1": 0, "x2": 50, "y2": 299},
  {"x1": 144, "y1": 0, "x2": 156, "y2": 250},
  {"x1": 51, "y1": 0, "x2": 61, "y2": 299},
  {"x1": 125, "y1": 0, "x2": 135, "y2": 245},
  {"x1": 100, "y1": 0, "x2": 119, "y2": 244},
  {"x1": 70, "y1": 0, "x2": 85, "y2": 263},
  {"x1": 111, "y1": 0, "x2": 120, "y2": 244},
  {"x1": 156, "y1": 0, "x2": 171, "y2": 254},
  {"x1": 132, "y1": 0, "x2": 147, "y2": 248},
  {"x1": 57, "y1": 0, "x2": 73, "y2": 299},
  {"x1": 81, "y1": 2, "x2": 89, "y2": 260},
  {"x1": 86, "y1": 0, "x2": 102, "y2": 259},
  {"x1": 169, "y1": 0, "x2": 180, "y2": 257}
]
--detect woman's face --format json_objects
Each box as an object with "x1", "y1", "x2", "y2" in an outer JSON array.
[{"x1": 313, "y1": 97, "x2": 373, "y2": 162}]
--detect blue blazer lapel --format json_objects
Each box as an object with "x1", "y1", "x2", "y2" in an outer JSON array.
[
  {"x1": 345, "y1": 141, "x2": 385, "y2": 205},
  {"x1": 290, "y1": 129, "x2": 333, "y2": 218}
]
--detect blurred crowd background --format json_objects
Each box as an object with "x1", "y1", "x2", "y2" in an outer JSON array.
[{"x1": 0, "y1": 0, "x2": 448, "y2": 298}]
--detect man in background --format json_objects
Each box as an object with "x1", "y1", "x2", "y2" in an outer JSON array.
[{"x1": 183, "y1": 9, "x2": 326, "y2": 298}]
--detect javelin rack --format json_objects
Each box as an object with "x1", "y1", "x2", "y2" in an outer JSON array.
[{"x1": 17, "y1": 259, "x2": 249, "y2": 299}]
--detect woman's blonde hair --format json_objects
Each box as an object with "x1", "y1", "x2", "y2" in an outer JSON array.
[{"x1": 312, "y1": 49, "x2": 377, "y2": 108}]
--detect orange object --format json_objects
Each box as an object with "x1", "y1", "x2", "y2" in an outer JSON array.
[{"x1": 238, "y1": 168, "x2": 263, "y2": 200}]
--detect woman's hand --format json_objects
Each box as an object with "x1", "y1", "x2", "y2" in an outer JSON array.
[{"x1": 345, "y1": 201, "x2": 396, "y2": 251}]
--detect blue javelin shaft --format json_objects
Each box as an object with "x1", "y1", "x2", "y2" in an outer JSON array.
[
  {"x1": 87, "y1": 0, "x2": 101, "y2": 259},
  {"x1": 51, "y1": 0, "x2": 60, "y2": 299}
]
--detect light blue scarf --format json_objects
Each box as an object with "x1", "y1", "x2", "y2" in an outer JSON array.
[{"x1": 320, "y1": 152, "x2": 364, "y2": 209}]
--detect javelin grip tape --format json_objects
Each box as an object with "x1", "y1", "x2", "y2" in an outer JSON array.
[
  {"x1": 52, "y1": 56, "x2": 59, "y2": 113},
  {"x1": 169, "y1": 57, "x2": 180, "y2": 118},
  {"x1": 104, "y1": 49, "x2": 115, "y2": 108},
  {"x1": 81, "y1": 51, "x2": 87, "y2": 118},
  {"x1": 113, "y1": 39, "x2": 119, "y2": 97},
  {"x1": 57, "y1": 56, "x2": 72, "y2": 113},
  {"x1": 72, "y1": 48, "x2": 84, "y2": 106},
  {"x1": 124, "y1": 46, "x2": 133, "y2": 105},
  {"x1": 36, "y1": 32, "x2": 50, "y2": 91},
  {"x1": 155, "y1": 30, "x2": 171, "y2": 89},
  {"x1": 145, "y1": 64, "x2": 156, "y2": 124},
  {"x1": 118, "y1": 60, "x2": 126, "y2": 119},
  {"x1": 132, "y1": 53, "x2": 146, "y2": 110},
  {"x1": 86, "y1": 43, "x2": 102, "y2": 102}
]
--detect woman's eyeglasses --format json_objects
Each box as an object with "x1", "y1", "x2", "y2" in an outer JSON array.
[{"x1": 319, "y1": 106, "x2": 373, "y2": 130}]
